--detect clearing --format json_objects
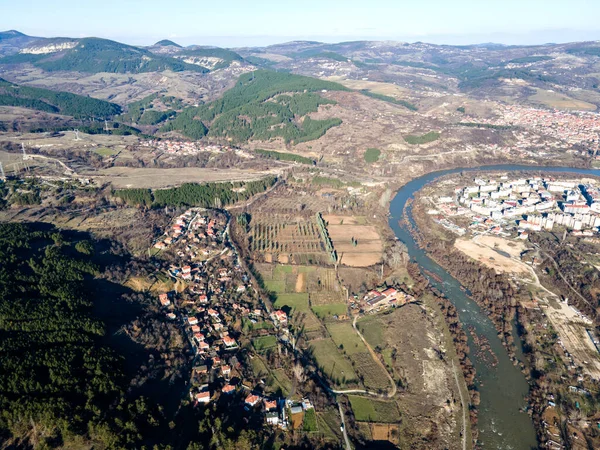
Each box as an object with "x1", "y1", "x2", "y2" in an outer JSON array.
[
  {"x1": 87, "y1": 167, "x2": 280, "y2": 189},
  {"x1": 454, "y1": 236, "x2": 529, "y2": 273},
  {"x1": 347, "y1": 396, "x2": 401, "y2": 423}
]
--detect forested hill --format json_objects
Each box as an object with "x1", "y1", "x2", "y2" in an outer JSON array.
[
  {"x1": 0, "y1": 223, "x2": 156, "y2": 448},
  {"x1": 0, "y1": 77, "x2": 122, "y2": 118},
  {"x1": 0, "y1": 37, "x2": 208, "y2": 74},
  {"x1": 161, "y1": 70, "x2": 347, "y2": 142}
]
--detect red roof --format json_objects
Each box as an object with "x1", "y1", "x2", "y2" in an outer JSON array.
[
  {"x1": 222, "y1": 384, "x2": 235, "y2": 393},
  {"x1": 245, "y1": 394, "x2": 260, "y2": 405}
]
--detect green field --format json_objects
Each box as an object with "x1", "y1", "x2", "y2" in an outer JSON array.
[
  {"x1": 252, "y1": 335, "x2": 277, "y2": 351},
  {"x1": 94, "y1": 147, "x2": 118, "y2": 156},
  {"x1": 312, "y1": 303, "x2": 348, "y2": 318},
  {"x1": 364, "y1": 148, "x2": 381, "y2": 163},
  {"x1": 265, "y1": 279, "x2": 286, "y2": 293},
  {"x1": 357, "y1": 315, "x2": 385, "y2": 348},
  {"x1": 327, "y1": 322, "x2": 367, "y2": 354},
  {"x1": 251, "y1": 355, "x2": 269, "y2": 376},
  {"x1": 271, "y1": 368, "x2": 293, "y2": 396},
  {"x1": 273, "y1": 293, "x2": 309, "y2": 311},
  {"x1": 310, "y1": 338, "x2": 358, "y2": 385},
  {"x1": 348, "y1": 396, "x2": 401, "y2": 423},
  {"x1": 404, "y1": 131, "x2": 440, "y2": 145},
  {"x1": 303, "y1": 408, "x2": 318, "y2": 431}
]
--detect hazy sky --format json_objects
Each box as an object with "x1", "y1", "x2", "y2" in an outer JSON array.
[{"x1": 2, "y1": 0, "x2": 600, "y2": 47}]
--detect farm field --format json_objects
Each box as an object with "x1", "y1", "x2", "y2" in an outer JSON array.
[
  {"x1": 312, "y1": 303, "x2": 348, "y2": 318},
  {"x1": 309, "y1": 338, "x2": 358, "y2": 386},
  {"x1": 358, "y1": 422, "x2": 400, "y2": 445},
  {"x1": 348, "y1": 396, "x2": 401, "y2": 423},
  {"x1": 87, "y1": 166, "x2": 279, "y2": 188},
  {"x1": 327, "y1": 322, "x2": 367, "y2": 354},
  {"x1": 258, "y1": 263, "x2": 347, "y2": 327},
  {"x1": 271, "y1": 368, "x2": 293, "y2": 397},
  {"x1": 250, "y1": 216, "x2": 329, "y2": 265},
  {"x1": 323, "y1": 215, "x2": 383, "y2": 267}
]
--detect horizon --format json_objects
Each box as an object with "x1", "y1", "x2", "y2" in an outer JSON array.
[
  {"x1": 3, "y1": 27, "x2": 600, "y2": 50},
  {"x1": 3, "y1": 0, "x2": 600, "y2": 48}
]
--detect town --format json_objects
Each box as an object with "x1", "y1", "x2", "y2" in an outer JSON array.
[{"x1": 427, "y1": 175, "x2": 600, "y2": 239}]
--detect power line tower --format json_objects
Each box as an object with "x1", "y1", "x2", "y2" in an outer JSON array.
[
  {"x1": 74, "y1": 129, "x2": 81, "y2": 141},
  {"x1": 0, "y1": 162, "x2": 5, "y2": 180},
  {"x1": 104, "y1": 120, "x2": 110, "y2": 133}
]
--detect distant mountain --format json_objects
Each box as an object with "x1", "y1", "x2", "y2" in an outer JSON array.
[
  {"x1": 155, "y1": 39, "x2": 182, "y2": 48},
  {"x1": 0, "y1": 30, "x2": 41, "y2": 57},
  {"x1": 0, "y1": 77, "x2": 122, "y2": 118},
  {"x1": 0, "y1": 30, "x2": 27, "y2": 40},
  {"x1": 0, "y1": 37, "x2": 208, "y2": 74}
]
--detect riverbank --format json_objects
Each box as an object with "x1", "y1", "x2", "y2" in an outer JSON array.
[{"x1": 402, "y1": 166, "x2": 600, "y2": 449}]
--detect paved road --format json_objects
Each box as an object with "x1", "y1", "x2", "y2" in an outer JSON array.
[{"x1": 338, "y1": 402, "x2": 352, "y2": 450}]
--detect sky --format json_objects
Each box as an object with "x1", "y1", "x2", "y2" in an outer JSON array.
[{"x1": 2, "y1": 0, "x2": 600, "y2": 47}]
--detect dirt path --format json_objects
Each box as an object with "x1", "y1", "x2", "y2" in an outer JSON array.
[
  {"x1": 352, "y1": 315, "x2": 397, "y2": 398},
  {"x1": 338, "y1": 402, "x2": 353, "y2": 450},
  {"x1": 452, "y1": 360, "x2": 468, "y2": 450}
]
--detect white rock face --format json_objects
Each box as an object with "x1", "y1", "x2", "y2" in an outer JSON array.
[
  {"x1": 179, "y1": 56, "x2": 224, "y2": 69},
  {"x1": 20, "y1": 41, "x2": 78, "y2": 54}
]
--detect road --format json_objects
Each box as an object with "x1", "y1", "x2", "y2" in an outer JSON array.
[
  {"x1": 452, "y1": 360, "x2": 468, "y2": 450},
  {"x1": 338, "y1": 402, "x2": 352, "y2": 450}
]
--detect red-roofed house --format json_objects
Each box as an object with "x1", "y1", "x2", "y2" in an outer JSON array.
[
  {"x1": 159, "y1": 293, "x2": 170, "y2": 306},
  {"x1": 222, "y1": 384, "x2": 235, "y2": 394},
  {"x1": 222, "y1": 336, "x2": 237, "y2": 348},
  {"x1": 245, "y1": 394, "x2": 261, "y2": 407},
  {"x1": 195, "y1": 392, "x2": 211, "y2": 404},
  {"x1": 191, "y1": 325, "x2": 201, "y2": 333},
  {"x1": 187, "y1": 316, "x2": 198, "y2": 326},
  {"x1": 272, "y1": 310, "x2": 287, "y2": 325},
  {"x1": 208, "y1": 308, "x2": 219, "y2": 318},
  {"x1": 264, "y1": 399, "x2": 277, "y2": 411},
  {"x1": 221, "y1": 365, "x2": 231, "y2": 376},
  {"x1": 198, "y1": 294, "x2": 208, "y2": 304}
]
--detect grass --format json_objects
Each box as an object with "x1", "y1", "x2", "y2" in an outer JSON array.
[
  {"x1": 312, "y1": 303, "x2": 348, "y2": 318},
  {"x1": 252, "y1": 335, "x2": 277, "y2": 351},
  {"x1": 364, "y1": 148, "x2": 381, "y2": 163},
  {"x1": 310, "y1": 338, "x2": 358, "y2": 385},
  {"x1": 327, "y1": 322, "x2": 367, "y2": 355},
  {"x1": 317, "y1": 410, "x2": 341, "y2": 440},
  {"x1": 357, "y1": 316, "x2": 385, "y2": 349},
  {"x1": 271, "y1": 368, "x2": 293, "y2": 396},
  {"x1": 265, "y1": 279, "x2": 286, "y2": 293},
  {"x1": 251, "y1": 355, "x2": 269, "y2": 376},
  {"x1": 348, "y1": 396, "x2": 401, "y2": 423},
  {"x1": 303, "y1": 408, "x2": 318, "y2": 432},
  {"x1": 273, "y1": 293, "x2": 310, "y2": 312},
  {"x1": 273, "y1": 264, "x2": 293, "y2": 278},
  {"x1": 243, "y1": 318, "x2": 274, "y2": 332},
  {"x1": 404, "y1": 131, "x2": 440, "y2": 145},
  {"x1": 298, "y1": 266, "x2": 317, "y2": 273},
  {"x1": 94, "y1": 147, "x2": 118, "y2": 156}
]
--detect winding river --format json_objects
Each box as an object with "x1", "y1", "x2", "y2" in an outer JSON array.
[{"x1": 388, "y1": 165, "x2": 600, "y2": 449}]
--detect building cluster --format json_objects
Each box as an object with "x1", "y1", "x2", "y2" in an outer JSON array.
[
  {"x1": 360, "y1": 287, "x2": 415, "y2": 312},
  {"x1": 138, "y1": 139, "x2": 254, "y2": 158},
  {"x1": 154, "y1": 210, "x2": 226, "y2": 260},
  {"x1": 154, "y1": 208, "x2": 297, "y2": 427},
  {"x1": 465, "y1": 104, "x2": 600, "y2": 147},
  {"x1": 432, "y1": 176, "x2": 600, "y2": 238}
]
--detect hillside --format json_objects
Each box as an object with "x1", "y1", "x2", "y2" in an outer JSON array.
[
  {"x1": 0, "y1": 77, "x2": 122, "y2": 118},
  {"x1": 175, "y1": 47, "x2": 245, "y2": 69},
  {"x1": 0, "y1": 37, "x2": 208, "y2": 74},
  {"x1": 161, "y1": 69, "x2": 347, "y2": 142}
]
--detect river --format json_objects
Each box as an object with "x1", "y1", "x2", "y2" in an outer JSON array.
[{"x1": 388, "y1": 165, "x2": 600, "y2": 449}]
